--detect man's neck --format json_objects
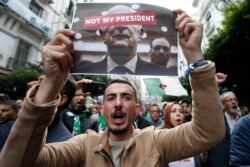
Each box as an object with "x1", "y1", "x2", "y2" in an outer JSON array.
[
  {"x1": 109, "y1": 126, "x2": 133, "y2": 141},
  {"x1": 225, "y1": 110, "x2": 238, "y2": 120}
]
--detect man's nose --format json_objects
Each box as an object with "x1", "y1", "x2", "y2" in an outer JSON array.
[
  {"x1": 114, "y1": 97, "x2": 122, "y2": 107},
  {"x1": 159, "y1": 48, "x2": 165, "y2": 53},
  {"x1": 115, "y1": 26, "x2": 127, "y2": 33},
  {"x1": 78, "y1": 95, "x2": 86, "y2": 100}
]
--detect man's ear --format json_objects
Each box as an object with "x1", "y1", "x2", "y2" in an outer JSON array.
[
  {"x1": 59, "y1": 95, "x2": 68, "y2": 107},
  {"x1": 100, "y1": 105, "x2": 104, "y2": 115},
  {"x1": 137, "y1": 28, "x2": 144, "y2": 42},
  {"x1": 140, "y1": 28, "x2": 144, "y2": 36},
  {"x1": 135, "y1": 103, "x2": 141, "y2": 110},
  {"x1": 99, "y1": 28, "x2": 107, "y2": 44},
  {"x1": 99, "y1": 28, "x2": 105, "y2": 37}
]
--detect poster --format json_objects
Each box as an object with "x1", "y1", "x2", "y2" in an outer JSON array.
[{"x1": 70, "y1": 3, "x2": 178, "y2": 76}]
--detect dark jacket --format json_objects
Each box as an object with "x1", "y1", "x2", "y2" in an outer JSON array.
[
  {"x1": 229, "y1": 114, "x2": 250, "y2": 166},
  {"x1": 207, "y1": 113, "x2": 231, "y2": 167},
  {"x1": 46, "y1": 114, "x2": 72, "y2": 143},
  {"x1": 60, "y1": 106, "x2": 99, "y2": 134},
  {"x1": 0, "y1": 114, "x2": 72, "y2": 151},
  {"x1": 134, "y1": 115, "x2": 152, "y2": 129},
  {"x1": 72, "y1": 56, "x2": 177, "y2": 76},
  {"x1": 0, "y1": 119, "x2": 15, "y2": 151}
]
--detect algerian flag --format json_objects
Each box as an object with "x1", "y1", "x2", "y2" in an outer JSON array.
[{"x1": 143, "y1": 78, "x2": 167, "y2": 96}]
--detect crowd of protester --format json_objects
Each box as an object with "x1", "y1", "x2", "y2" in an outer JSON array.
[
  {"x1": 0, "y1": 6, "x2": 249, "y2": 167},
  {"x1": 1, "y1": 70, "x2": 248, "y2": 166}
]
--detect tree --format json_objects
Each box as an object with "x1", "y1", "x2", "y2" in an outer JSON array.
[
  {"x1": 72, "y1": 74, "x2": 111, "y2": 84},
  {"x1": 179, "y1": 75, "x2": 191, "y2": 97},
  {"x1": 0, "y1": 68, "x2": 41, "y2": 99},
  {"x1": 204, "y1": 0, "x2": 250, "y2": 105}
]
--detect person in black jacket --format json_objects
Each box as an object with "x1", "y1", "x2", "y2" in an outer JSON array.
[
  {"x1": 133, "y1": 103, "x2": 151, "y2": 129},
  {"x1": 60, "y1": 79, "x2": 99, "y2": 135},
  {"x1": 207, "y1": 91, "x2": 241, "y2": 167},
  {"x1": 0, "y1": 75, "x2": 76, "y2": 151}
]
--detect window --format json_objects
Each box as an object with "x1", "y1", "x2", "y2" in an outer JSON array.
[
  {"x1": 7, "y1": 40, "x2": 30, "y2": 70},
  {"x1": 40, "y1": 10, "x2": 48, "y2": 21},
  {"x1": 206, "y1": 11, "x2": 211, "y2": 21},
  {"x1": 66, "y1": 1, "x2": 74, "y2": 18},
  {"x1": 64, "y1": 24, "x2": 70, "y2": 29},
  {"x1": 29, "y1": 0, "x2": 43, "y2": 17}
]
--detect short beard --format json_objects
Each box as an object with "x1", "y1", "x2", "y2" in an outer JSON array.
[{"x1": 109, "y1": 126, "x2": 128, "y2": 135}]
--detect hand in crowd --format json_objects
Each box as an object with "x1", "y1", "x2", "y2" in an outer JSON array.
[
  {"x1": 173, "y1": 9, "x2": 204, "y2": 64},
  {"x1": 215, "y1": 72, "x2": 227, "y2": 85},
  {"x1": 33, "y1": 29, "x2": 75, "y2": 104},
  {"x1": 41, "y1": 29, "x2": 75, "y2": 82},
  {"x1": 75, "y1": 79, "x2": 93, "y2": 96}
]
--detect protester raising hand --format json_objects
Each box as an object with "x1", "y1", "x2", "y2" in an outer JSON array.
[
  {"x1": 173, "y1": 9, "x2": 203, "y2": 64},
  {"x1": 35, "y1": 29, "x2": 75, "y2": 105}
]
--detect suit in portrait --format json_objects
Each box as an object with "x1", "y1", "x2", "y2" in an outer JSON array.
[{"x1": 72, "y1": 55, "x2": 177, "y2": 76}]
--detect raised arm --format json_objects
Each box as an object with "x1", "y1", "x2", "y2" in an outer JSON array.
[
  {"x1": 0, "y1": 29, "x2": 75, "y2": 167},
  {"x1": 35, "y1": 29, "x2": 75, "y2": 104},
  {"x1": 173, "y1": 9, "x2": 204, "y2": 63},
  {"x1": 157, "y1": 10, "x2": 225, "y2": 163}
]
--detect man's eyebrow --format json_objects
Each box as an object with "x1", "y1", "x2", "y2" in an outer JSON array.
[{"x1": 106, "y1": 92, "x2": 132, "y2": 96}]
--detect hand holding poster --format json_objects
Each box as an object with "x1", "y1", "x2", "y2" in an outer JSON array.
[{"x1": 70, "y1": 3, "x2": 178, "y2": 76}]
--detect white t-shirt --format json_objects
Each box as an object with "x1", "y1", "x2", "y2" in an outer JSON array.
[
  {"x1": 168, "y1": 157, "x2": 195, "y2": 167},
  {"x1": 109, "y1": 139, "x2": 129, "y2": 167}
]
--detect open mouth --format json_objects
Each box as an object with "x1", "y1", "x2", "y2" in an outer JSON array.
[
  {"x1": 232, "y1": 106, "x2": 237, "y2": 109},
  {"x1": 112, "y1": 112, "x2": 126, "y2": 124},
  {"x1": 76, "y1": 102, "x2": 84, "y2": 106},
  {"x1": 176, "y1": 119, "x2": 181, "y2": 122},
  {"x1": 176, "y1": 118, "x2": 183, "y2": 124}
]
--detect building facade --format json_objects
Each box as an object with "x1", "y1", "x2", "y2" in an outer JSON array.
[
  {"x1": 192, "y1": 0, "x2": 234, "y2": 51},
  {"x1": 0, "y1": 0, "x2": 78, "y2": 73},
  {"x1": 178, "y1": 0, "x2": 235, "y2": 77}
]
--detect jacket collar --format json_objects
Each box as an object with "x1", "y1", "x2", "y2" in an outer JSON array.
[{"x1": 93, "y1": 126, "x2": 139, "y2": 154}]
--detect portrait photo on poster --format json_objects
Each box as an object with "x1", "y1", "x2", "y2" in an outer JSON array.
[{"x1": 70, "y1": 3, "x2": 178, "y2": 76}]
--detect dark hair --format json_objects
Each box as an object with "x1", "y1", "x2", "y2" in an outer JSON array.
[
  {"x1": 58, "y1": 75, "x2": 76, "y2": 111},
  {"x1": 149, "y1": 37, "x2": 170, "y2": 49},
  {"x1": 150, "y1": 103, "x2": 159, "y2": 108},
  {"x1": 0, "y1": 100, "x2": 19, "y2": 111},
  {"x1": 105, "y1": 79, "x2": 137, "y2": 102},
  {"x1": 179, "y1": 99, "x2": 189, "y2": 106}
]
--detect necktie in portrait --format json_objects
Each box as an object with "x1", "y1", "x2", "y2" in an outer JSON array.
[{"x1": 110, "y1": 66, "x2": 133, "y2": 74}]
